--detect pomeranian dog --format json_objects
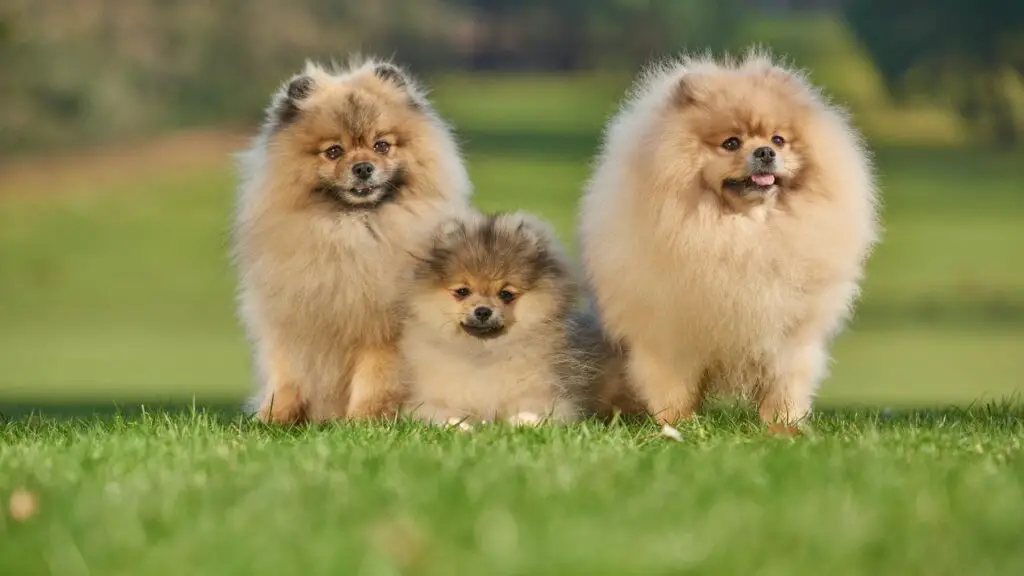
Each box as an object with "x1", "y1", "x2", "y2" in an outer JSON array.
[
  {"x1": 579, "y1": 50, "x2": 879, "y2": 425},
  {"x1": 233, "y1": 57, "x2": 471, "y2": 422},
  {"x1": 399, "y1": 210, "x2": 585, "y2": 425}
]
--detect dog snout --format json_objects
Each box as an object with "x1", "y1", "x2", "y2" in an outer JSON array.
[
  {"x1": 752, "y1": 146, "x2": 776, "y2": 162},
  {"x1": 472, "y1": 306, "x2": 493, "y2": 322},
  {"x1": 352, "y1": 162, "x2": 375, "y2": 181}
]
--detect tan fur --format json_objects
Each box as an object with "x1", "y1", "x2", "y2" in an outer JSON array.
[
  {"x1": 399, "y1": 211, "x2": 584, "y2": 424},
  {"x1": 579, "y1": 50, "x2": 880, "y2": 424},
  {"x1": 233, "y1": 57, "x2": 472, "y2": 422}
]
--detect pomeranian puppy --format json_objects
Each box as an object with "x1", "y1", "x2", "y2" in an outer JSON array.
[
  {"x1": 233, "y1": 57, "x2": 471, "y2": 422},
  {"x1": 579, "y1": 50, "x2": 879, "y2": 425},
  {"x1": 399, "y1": 210, "x2": 584, "y2": 424}
]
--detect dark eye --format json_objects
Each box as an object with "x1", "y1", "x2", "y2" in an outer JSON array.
[
  {"x1": 452, "y1": 287, "x2": 471, "y2": 299},
  {"x1": 721, "y1": 137, "x2": 741, "y2": 151},
  {"x1": 322, "y1": 145, "x2": 343, "y2": 160},
  {"x1": 373, "y1": 140, "x2": 391, "y2": 155},
  {"x1": 497, "y1": 289, "x2": 517, "y2": 303},
  {"x1": 771, "y1": 135, "x2": 786, "y2": 146}
]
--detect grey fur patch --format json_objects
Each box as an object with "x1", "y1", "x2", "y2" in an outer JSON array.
[
  {"x1": 274, "y1": 75, "x2": 315, "y2": 128},
  {"x1": 374, "y1": 63, "x2": 408, "y2": 88}
]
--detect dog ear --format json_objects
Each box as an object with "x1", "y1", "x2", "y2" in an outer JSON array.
[
  {"x1": 373, "y1": 62, "x2": 428, "y2": 109},
  {"x1": 674, "y1": 76, "x2": 699, "y2": 108},
  {"x1": 271, "y1": 74, "x2": 316, "y2": 128},
  {"x1": 374, "y1": 63, "x2": 410, "y2": 89},
  {"x1": 497, "y1": 211, "x2": 556, "y2": 248}
]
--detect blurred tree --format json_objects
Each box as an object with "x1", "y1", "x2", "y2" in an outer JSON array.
[
  {"x1": 455, "y1": 0, "x2": 741, "y2": 70},
  {"x1": 844, "y1": 0, "x2": 1024, "y2": 144}
]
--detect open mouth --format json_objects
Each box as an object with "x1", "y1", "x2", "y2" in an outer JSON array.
[
  {"x1": 723, "y1": 172, "x2": 779, "y2": 194},
  {"x1": 347, "y1": 184, "x2": 383, "y2": 198},
  {"x1": 460, "y1": 323, "x2": 506, "y2": 340}
]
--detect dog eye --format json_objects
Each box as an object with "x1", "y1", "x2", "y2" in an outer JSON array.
[
  {"x1": 322, "y1": 145, "x2": 343, "y2": 160},
  {"x1": 497, "y1": 289, "x2": 517, "y2": 303},
  {"x1": 771, "y1": 135, "x2": 785, "y2": 146},
  {"x1": 373, "y1": 140, "x2": 391, "y2": 155},
  {"x1": 452, "y1": 287, "x2": 471, "y2": 299},
  {"x1": 721, "y1": 137, "x2": 741, "y2": 151}
]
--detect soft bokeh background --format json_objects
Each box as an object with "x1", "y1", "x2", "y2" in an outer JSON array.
[{"x1": 0, "y1": 0, "x2": 1021, "y2": 414}]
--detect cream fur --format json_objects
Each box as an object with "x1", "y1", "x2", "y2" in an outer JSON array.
[
  {"x1": 399, "y1": 211, "x2": 583, "y2": 424},
  {"x1": 233, "y1": 57, "x2": 472, "y2": 422},
  {"x1": 401, "y1": 325, "x2": 581, "y2": 424},
  {"x1": 578, "y1": 50, "x2": 880, "y2": 424}
]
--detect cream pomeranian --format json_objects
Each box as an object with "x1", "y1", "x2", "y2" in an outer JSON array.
[
  {"x1": 233, "y1": 57, "x2": 471, "y2": 422},
  {"x1": 399, "y1": 210, "x2": 585, "y2": 425},
  {"x1": 578, "y1": 50, "x2": 880, "y2": 425}
]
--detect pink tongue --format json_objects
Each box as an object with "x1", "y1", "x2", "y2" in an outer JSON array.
[{"x1": 751, "y1": 173, "x2": 775, "y2": 187}]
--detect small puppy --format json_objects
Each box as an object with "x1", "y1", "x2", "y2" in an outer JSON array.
[
  {"x1": 399, "y1": 211, "x2": 583, "y2": 425},
  {"x1": 579, "y1": 50, "x2": 880, "y2": 425},
  {"x1": 233, "y1": 57, "x2": 471, "y2": 422}
]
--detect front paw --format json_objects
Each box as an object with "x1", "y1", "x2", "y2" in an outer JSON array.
[
  {"x1": 257, "y1": 388, "x2": 306, "y2": 424},
  {"x1": 506, "y1": 411, "x2": 543, "y2": 427}
]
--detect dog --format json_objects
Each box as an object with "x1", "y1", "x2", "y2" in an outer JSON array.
[
  {"x1": 233, "y1": 57, "x2": 472, "y2": 422},
  {"x1": 400, "y1": 210, "x2": 584, "y2": 425},
  {"x1": 578, "y1": 50, "x2": 879, "y2": 425}
]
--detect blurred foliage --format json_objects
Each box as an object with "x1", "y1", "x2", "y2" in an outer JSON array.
[
  {"x1": 843, "y1": 0, "x2": 1024, "y2": 144},
  {"x1": 0, "y1": 0, "x2": 744, "y2": 155},
  {"x1": 0, "y1": 0, "x2": 1021, "y2": 153}
]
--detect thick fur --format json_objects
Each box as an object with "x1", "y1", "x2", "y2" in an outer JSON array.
[
  {"x1": 579, "y1": 50, "x2": 880, "y2": 424},
  {"x1": 234, "y1": 57, "x2": 472, "y2": 422},
  {"x1": 567, "y1": 300, "x2": 648, "y2": 419},
  {"x1": 400, "y1": 210, "x2": 584, "y2": 424}
]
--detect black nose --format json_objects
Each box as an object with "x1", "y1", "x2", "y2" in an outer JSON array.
[
  {"x1": 352, "y1": 162, "x2": 375, "y2": 180},
  {"x1": 473, "y1": 306, "x2": 493, "y2": 322},
  {"x1": 753, "y1": 146, "x2": 776, "y2": 161}
]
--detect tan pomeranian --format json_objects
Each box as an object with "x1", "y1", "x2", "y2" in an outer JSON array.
[
  {"x1": 233, "y1": 57, "x2": 472, "y2": 423},
  {"x1": 399, "y1": 210, "x2": 586, "y2": 425},
  {"x1": 579, "y1": 50, "x2": 880, "y2": 425}
]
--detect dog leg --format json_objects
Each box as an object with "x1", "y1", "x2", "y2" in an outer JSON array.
[
  {"x1": 628, "y1": 346, "x2": 704, "y2": 424},
  {"x1": 346, "y1": 344, "x2": 405, "y2": 419},
  {"x1": 256, "y1": 345, "x2": 306, "y2": 423},
  {"x1": 758, "y1": 341, "x2": 827, "y2": 425}
]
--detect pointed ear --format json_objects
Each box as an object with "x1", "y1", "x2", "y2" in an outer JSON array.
[
  {"x1": 499, "y1": 211, "x2": 556, "y2": 247},
  {"x1": 271, "y1": 74, "x2": 315, "y2": 128},
  {"x1": 374, "y1": 63, "x2": 410, "y2": 89},
  {"x1": 373, "y1": 62, "x2": 429, "y2": 109},
  {"x1": 673, "y1": 76, "x2": 698, "y2": 108},
  {"x1": 433, "y1": 216, "x2": 468, "y2": 247}
]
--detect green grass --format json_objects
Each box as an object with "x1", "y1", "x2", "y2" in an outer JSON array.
[{"x1": 1, "y1": 407, "x2": 1022, "y2": 575}]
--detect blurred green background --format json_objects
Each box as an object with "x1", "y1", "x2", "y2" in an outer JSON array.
[{"x1": 0, "y1": 1, "x2": 1021, "y2": 411}]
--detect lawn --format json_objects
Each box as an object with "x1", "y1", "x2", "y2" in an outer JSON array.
[{"x1": 1, "y1": 407, "x2": 1022, "y2": 575}]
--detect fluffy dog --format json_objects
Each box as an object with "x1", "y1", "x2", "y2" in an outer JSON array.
[
  {"x1": 579, "y1": 50, "x2": 879, "y2": 424},
  {"x1": 399, "y1": 211, "x2": 584, "y2": 424},
  {"x1": 233, "y1": 57, "x2": 471, "y2": 422}
]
